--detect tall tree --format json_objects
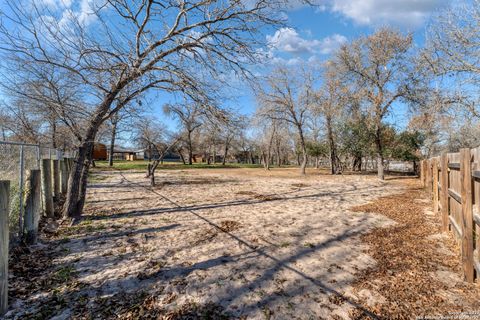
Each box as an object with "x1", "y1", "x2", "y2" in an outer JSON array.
[
  {"x1": 257, "y1": 67, "x2": 313, "y2": 175},
  {"x1": 163, "y1": 101, "x2": 203, "y2": 165},
  {"x1": 337, "y1": 28, "x2": 414, "y2": 180}
]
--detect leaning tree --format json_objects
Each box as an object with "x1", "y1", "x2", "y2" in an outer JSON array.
[{"x1": 0, "y1": 0, "x2": 296, "y2": 219}]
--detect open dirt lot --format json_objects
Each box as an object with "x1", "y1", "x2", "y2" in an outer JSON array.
[{"x1": 6, "y1": 168, "x2": 480, "y2": 319}]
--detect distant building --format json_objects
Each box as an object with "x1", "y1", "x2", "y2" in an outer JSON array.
[
  {"x1": 107, "y1": 147, "x2": 141, "y2": 161},
  {"x1": 93, "y1": 143, "x2": 107, "y2": 160}
]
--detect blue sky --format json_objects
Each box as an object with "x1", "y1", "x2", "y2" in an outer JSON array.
[
  {"x1": 0, "y1": 0, "x2": 451, "y2": 136},
  {"x1": 155, "y1": 0, "x2": 450, "y2": 131}
]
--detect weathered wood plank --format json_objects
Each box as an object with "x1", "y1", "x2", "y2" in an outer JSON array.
[
  {"x1": 60, "y1": 160, "x2": 68, "y2": 195},
  {"x1": 41, "y1": 159, "x2": 54, "y2": 218},
  {"x1": 448, "y1": 188, "x2": 462, "y2": 204},
  {"x1": 441, "y1": 153, "x2": 449, "y2": 232},
  {"x1": 472, "y1": 170, "x2": 480, "y2": 179},
  {"x1": 448, "y1": 163, "x2": 460, "y2": 170},
  {"x1": 449, "y1": 215, "x2": 463, "y2": 237},
  {"x1": 0, "y1": 180, "x2": 10, "y2": 316},
  {"x1": 52, "y1": 159, "x2": 60, "y2": 200},
  {"x1": 460, "y1": 148, "x2": 474, "y2": 282}
]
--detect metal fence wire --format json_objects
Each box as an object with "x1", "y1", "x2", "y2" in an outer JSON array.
[{"x1": 0, "y1": 141, "x2": 67, "y2": 241}]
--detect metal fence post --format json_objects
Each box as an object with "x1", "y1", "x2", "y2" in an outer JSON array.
[{"x1": 18, "y1": 145, "x2": 24, "y2": 237}]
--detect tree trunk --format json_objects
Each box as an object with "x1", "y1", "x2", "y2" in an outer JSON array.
[
  {"x1": 222, "y1": 143, "x2": 229, "y2": 166},
  {"x1": 63, "y1": 140, "x2": 94, "y2": 218},
  {"x1": 187, "y1": 131, "x2": 193, "y2": 165},
  {"x1": 326, "y1": 115, "x2": 339, "y2": 175},
  {"x1": 150, "y1": 172, "x2": 155, "y2": 186},
  {"x1": 297, "y1": 127, "x2": 307, "y2": 175},
  {"x1": 51, "y1": 120, "x2": 57, "y2": 149},
  {"x1": 375, "y1": 124, "x2": 385, "y2": 180},
  {"x1": 179, "y1": 151, "x2": 186, "y2": 165},
  {"x1": 262, "y1": 152, "x2": 270, "y2": 170},
  {"x1": 108, "y1": 118, "x2": 117, "y2": 167}
]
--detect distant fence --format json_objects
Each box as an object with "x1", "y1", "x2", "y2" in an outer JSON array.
[
  {"x1": 0, "y1": 140, "x2": 75, "y2": 316},
  {"x1": 420, "y1": 148, "x2": 479, "y2": 283},
  {"x1": 0, "y1": 141, "x2": 73, "y2": 241}
]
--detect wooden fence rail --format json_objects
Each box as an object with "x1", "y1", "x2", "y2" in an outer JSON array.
[{"x1": 420, "y1": 148, "x2": 479, "y2": 283}]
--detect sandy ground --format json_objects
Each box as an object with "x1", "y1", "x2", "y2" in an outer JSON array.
[
  {"x1": 73, "y1": 169, "x2": 400, "y2": 318},
  {"x1": 7, "y1": 168, "x2": 472, "y2": 319}
]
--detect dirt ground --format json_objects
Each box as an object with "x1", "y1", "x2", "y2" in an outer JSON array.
[{"x1": 5, "y1": 168, "x2": 480, "y2": 319}]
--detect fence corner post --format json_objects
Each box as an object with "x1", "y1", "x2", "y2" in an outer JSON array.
[
  {"x1": 460, "y1": 148, "x2": 474, "y2": 282},
  {"x1": 0, "y1": 180, "x2": 10, "y2": 316}
]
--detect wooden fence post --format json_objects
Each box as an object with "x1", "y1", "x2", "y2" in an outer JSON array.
[
  {"x1": 41, "y1": 159, "x2": 54, "y2": 218},
  {"x1": 23, "y1": 170, "x2": 41, "y2": 245},
  {"x1": 433, "y1": 158, "x2": 439, "y2": 214},
  {"x1": 0, "y1": 180, "x2": 10, "y2": 316},
  {"x1": 460, "y1": 148, "x2": 474, "y2": 282},
  {"x1": 425, "y1": 159, "x2": 432, "y2": 194},
  {"x1": 440, "y1": 153, "x2": 449, "y2": 232},
  {"x1": 60, "y1": 160, "x2": 68, "y2": 195},
  {"x1": 51, "y1": 159, "x2": 60, "y2": 200}
]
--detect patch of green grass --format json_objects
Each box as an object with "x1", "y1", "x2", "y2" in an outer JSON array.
[
  {"x1": 92, "y1": 160, "x2": 264, "y2": 171},
  {"x1": 54, "y1": 265, "x2": 76, "y2": 282}
]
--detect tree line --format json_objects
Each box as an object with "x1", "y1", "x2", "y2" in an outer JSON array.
[{"x1": 0, "y1": 0, "x2": 479, "y2": 219}]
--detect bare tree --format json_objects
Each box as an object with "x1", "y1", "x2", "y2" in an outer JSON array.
[
  {"x1": 337, "y1": 28, "x2": 414, "y2": 180},
  {"x1": 163, "y1": 101, "x2": 203, "y2": 165},
  {"x1": 423, "y1": 0, "x2": 480, "y2": 118},
  {"x1": 314, "y1": 62, "x2": 346, "y2": 174},
  {"x1": 133, "y1": 117, "x2": 180, "y2": 186},
  {"x1": 257, "y1": 67, "x2": 313, "y2": 175},
  {"x1": 0, "y1": 0, "x2": 293, "y2": 219}
]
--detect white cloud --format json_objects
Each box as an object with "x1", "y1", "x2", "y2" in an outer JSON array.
[
  {"x1": 318, "y1": 34, "x2": 347, "y2": 54},
  {"x1": 267, "y1": 28, "x2": 346, "y2": 55},
  {"x1": 328, "y1": 0, "x2": 448, "y2": 28},
  {"x1": 35, "y1": 0, "x2": 73, "y2": 9}
]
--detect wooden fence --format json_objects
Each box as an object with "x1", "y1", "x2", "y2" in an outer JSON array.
[
  {"x1": 420, "y1": 148, "x2": 479, "y2": 283},
  {"x1": 0, "y1": 157, "x2": 74, "y2": 316}
]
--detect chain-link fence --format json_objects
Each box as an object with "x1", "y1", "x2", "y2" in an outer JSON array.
[{"x1": 0, "y1": 141, "x2": 71, "y2": 242}]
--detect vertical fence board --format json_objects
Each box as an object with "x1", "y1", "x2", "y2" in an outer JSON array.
[
  {"x1": 24, "y1": 170, "x2": 41, "y2": 245},
  {"x1": 60, "y1": 160, "x2": 68, "y2": 195},
  {"x1": 440, "y1": 153, "x2": 449, "y2": 232},
  {"x1": 460, "y1": 148, "x2": 474, "y2": 282},
  {"x1": 41, "y1": 159, "x2": 54, "y2": 218},
  {"x1": 52, "y1": 159, "x2": 60, "y2": 200},
  {"x1": 0, "y1": 180, "x2": 10, "y2": 316}
]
